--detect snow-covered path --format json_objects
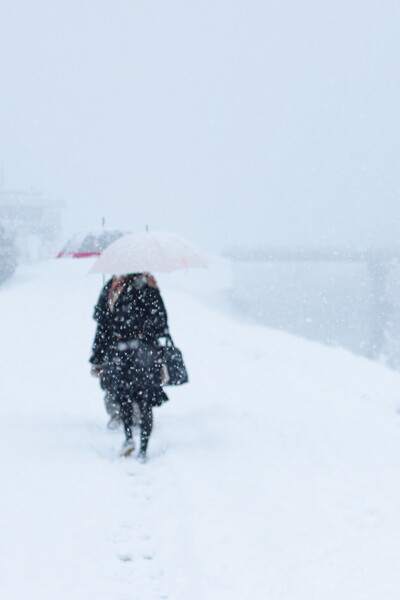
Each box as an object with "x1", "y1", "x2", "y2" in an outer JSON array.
[{"x1": 2, "y1": 259, "x2": 400, "y2": 599}]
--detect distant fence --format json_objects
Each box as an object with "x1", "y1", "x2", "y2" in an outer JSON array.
[{"x1": 225, "y1": 247, "x2": 400, "y2": 361}]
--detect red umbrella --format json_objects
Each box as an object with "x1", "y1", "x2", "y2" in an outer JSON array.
[{"x1": 57, "y1": 229, "x2": 129, "y2": 258}]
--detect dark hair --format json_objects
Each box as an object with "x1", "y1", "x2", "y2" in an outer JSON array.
[{"x1": 124, "y1": 273, "x2": 147, "y2": 289}]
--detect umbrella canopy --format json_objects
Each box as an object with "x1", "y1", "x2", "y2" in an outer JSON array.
[
  {"x1": 89, "y1": 231, "x2": 207, "y2": 275},
  {"x1": 57, "y1": 229, "x2": 129, "y2": 258}
]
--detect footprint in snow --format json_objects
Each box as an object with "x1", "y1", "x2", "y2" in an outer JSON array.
[
  {"x1": 118, "y1": 553, "x2": 133, "y2": 562},
  {"x1": 148, "y1": 566, "x2": 163, "y2": 579}
]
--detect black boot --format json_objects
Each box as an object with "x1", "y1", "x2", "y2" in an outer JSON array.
[{"x1": 138, "y1": 402, "x2": 153, "y2": 460}]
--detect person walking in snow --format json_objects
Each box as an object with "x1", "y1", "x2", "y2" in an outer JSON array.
[
  {"x1": 89, "y1": 273, "x2": 170, "y2": 459},
  {"x1": 90, "y1": 282, "x2": 123, "y2": 429}
]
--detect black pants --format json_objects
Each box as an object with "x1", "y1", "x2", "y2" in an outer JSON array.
[
  {"x1": 104, "y1": 391, "x2": 121, "y2": 420},
  {"x1": 118, "y1": 391, "x2": 153, "y2": 455}
]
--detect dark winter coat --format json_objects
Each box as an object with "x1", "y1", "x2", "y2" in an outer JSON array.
[{"x1": 89, "y1": 275, "x2": 169, "y2": 407}]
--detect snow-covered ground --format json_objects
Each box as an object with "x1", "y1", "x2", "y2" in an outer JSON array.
[{"x1": 2, "y1": 259, "x2": 400, "y2": 600}]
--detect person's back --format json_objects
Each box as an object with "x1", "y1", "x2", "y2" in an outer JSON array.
[{"x1": 90, "y1": 273, "x2": 170, "y2": 459}]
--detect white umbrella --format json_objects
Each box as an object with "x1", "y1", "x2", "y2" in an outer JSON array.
[{"x1": 89, "y1": 231, "x2": 207, "y2": 275}]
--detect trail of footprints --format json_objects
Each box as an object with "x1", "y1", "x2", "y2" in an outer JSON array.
[{"x1": 113, "y1": 466, "x2": 170, "y2": 600}]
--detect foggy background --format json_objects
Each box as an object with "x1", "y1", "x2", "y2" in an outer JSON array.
[{"x1": 1, "y1": 0, "x2": 400, "y2": 361}]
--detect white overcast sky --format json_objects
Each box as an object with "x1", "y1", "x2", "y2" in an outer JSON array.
[{"x1": 0, "y1": 0, "x2": 399, "y2": 251}]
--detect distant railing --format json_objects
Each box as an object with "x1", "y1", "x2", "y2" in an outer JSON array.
[
  {"x1": 224, "y1": 246, "x2": 400, "y2": 360},
  {"x1": 225, "y1": 246, "x2": 400, "y2": 263}
]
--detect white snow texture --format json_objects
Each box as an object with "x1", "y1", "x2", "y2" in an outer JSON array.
[{"x1": 1, "y1": 259, "x2": 400, "y2": 600}]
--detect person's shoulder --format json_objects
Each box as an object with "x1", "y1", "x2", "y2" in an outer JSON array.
[
  {"x1": 145, "y1": 283, "x2": 163, "y2": 297},
  {"x1": 137, "y1": 284, "x2": 164, "y2": 307}
]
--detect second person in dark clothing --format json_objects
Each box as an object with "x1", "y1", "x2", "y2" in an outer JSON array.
[{"x1": 90, "y1": 273, "x2": 170, "y2": 459}]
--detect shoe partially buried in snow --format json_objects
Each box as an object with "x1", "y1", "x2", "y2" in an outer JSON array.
[{"x1": 120, "y1": 439, "x2": 136, "y2": 457}]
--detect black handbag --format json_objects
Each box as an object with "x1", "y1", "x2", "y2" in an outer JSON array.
[{"x1": 160, "y1": 335, "x2": 189, "y2": 386}]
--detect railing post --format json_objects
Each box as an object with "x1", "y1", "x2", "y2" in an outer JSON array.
[{"x1": 368, "y1": 260, "x2": 389, "y2": 359}]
